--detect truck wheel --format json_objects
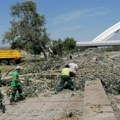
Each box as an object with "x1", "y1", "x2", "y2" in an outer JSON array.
[
  {"x1": 1, "y1": 60, "x2": 8, "y2": 65},
  {"x1": 9, "y1": 60, "x2": 16, "y2": 65}
]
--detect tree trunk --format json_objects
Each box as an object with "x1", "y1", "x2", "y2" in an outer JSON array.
[{"x1": 40, "y1": 46, "x2": 48, "y2": 60}]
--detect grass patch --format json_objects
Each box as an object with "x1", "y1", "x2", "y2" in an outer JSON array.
[{"x1": 0, "y1": 65, "x2": 15, "y2": 72}]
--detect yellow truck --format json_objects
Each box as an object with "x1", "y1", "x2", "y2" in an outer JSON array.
[{"x1": 0, "y1": 50, "x2": 22, "y2": 65}]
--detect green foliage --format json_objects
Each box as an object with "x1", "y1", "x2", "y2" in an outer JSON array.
[
  {"x1": 3, "y1": 1, "x2": 50, "y2": 59},
  {"x1": 52, "y1": 39, "x2": 63, "y2": 56},
  {"x1": 64, "y1": 37, "x2": 76, "y2": 52},
  {"x1": 51, "y1": 38, "x2": 76, "y2": 56},
  {"x1": 110, "y1": 45, "x2": 120, "y2": 51},
  {"x1": 105, "y1": 45, "x2": 120, "y2": 51}
]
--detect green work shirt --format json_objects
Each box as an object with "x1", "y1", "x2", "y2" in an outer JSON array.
[{"x1": 11, "y1": 71, "x2": 21, "y2": 87}]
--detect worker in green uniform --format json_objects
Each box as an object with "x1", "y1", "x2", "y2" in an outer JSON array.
[
  {"x1": 10, "y1": 66, "x2": 24, "y2": 104},
  {"x1": 55, "y1": 65, "x2": 75, "y2": 93}
]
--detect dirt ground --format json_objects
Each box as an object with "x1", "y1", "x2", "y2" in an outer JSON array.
[
  {"x1": 1, "y1": 50, "x2": 120, "y2": 120},
  {"x1": 0, "y1": 87, "x2": 83, "y2": 120},
  {"x1": 112, "y1": 95, "x2": 120, "y2": 120}
]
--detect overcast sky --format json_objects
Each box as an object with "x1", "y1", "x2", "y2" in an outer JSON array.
[{"x1": 0, "y1": 0, "x2": 120, "y2": 47}]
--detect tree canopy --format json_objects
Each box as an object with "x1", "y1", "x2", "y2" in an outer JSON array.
[
  {"x1": 51, "y1": 38, "x2": 76, "y2": 56},
  {"x1": 3, "y1": 1, "x2": 50, "y2": 59}
]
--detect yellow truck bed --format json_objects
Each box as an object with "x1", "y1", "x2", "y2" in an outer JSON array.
[{"x1": 0, "y1": 50, "x2": 22, "y2": 65}]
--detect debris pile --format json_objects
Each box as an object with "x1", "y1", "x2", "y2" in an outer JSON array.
[
  {"x1": 4, "y1": 48, "x2": 120, "y2": 97},
  {"x1": 77, "y1": 48, "x2": 120, "y2": 95}
]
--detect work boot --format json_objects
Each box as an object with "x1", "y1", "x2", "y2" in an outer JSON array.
[
  {"x1": 9, "y1": 100, "x2": 16, "y2": 105},
  {"x1": 54, "y1": 90, "x2": 58, "y2": 94},
  {"x1": 17, "y1": 95, "x2": 25, "y2": 101},
  {"x1": 0, "y1": 104, "x2": 5, "y2": 113},
  {"x1": 9, "y1": 99, "x2": 17, "y2": 105},
  {"x1": 54, "y1": 89, "x2": 59, "y2": 94}
]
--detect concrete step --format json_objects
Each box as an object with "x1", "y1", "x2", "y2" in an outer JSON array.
[{"x1": 83, "y1": 80, "x2": 117, "y2": 120}]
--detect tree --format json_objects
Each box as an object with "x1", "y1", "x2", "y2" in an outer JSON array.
[
  {"x1": 3, "y1": 1, "x2": 50, "y2": 59},
  {"x1": 64, "y1": 37, "x2": 76, "y2": 52},
  {"x1": 52, "y1": 39, "x2": 64, "y2": 56}
]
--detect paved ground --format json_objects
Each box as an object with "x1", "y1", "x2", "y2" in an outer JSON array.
[{"x1": 0, "y1": 88, "x2": 83, "y2": 120}]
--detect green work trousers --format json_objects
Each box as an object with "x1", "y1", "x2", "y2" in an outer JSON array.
[
  {"x1": 55, "y1": 75, "x2": 74, "y2": 92},
  {"x1": 10, "y1": 85, "x2": 23, "y2": 102}
]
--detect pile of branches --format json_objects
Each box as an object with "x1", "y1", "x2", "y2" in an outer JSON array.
[{"x1": 5, "y1": 48, "x2": 120, "y2": 97}]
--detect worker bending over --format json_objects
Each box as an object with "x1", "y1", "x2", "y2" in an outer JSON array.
[{"x1": 55, "y1": 65, "x2": 75, "y2": 93}]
